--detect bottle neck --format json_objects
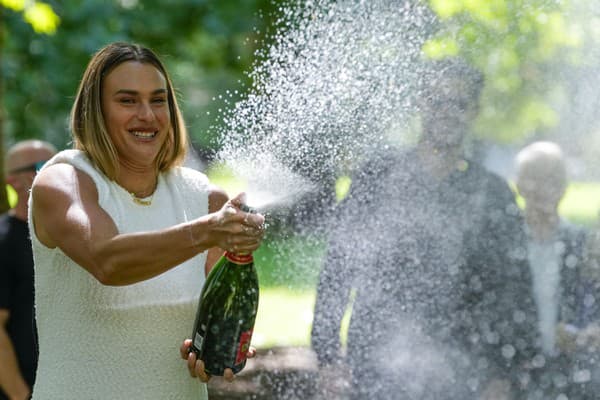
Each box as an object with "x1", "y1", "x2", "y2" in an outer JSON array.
[{"x1": 224, "y1": 251, "x2": 254, "y2": 265}]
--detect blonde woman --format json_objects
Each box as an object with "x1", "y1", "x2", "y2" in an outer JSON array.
[{"x1": 29, "y1": 42, "x2": 264, "y2": 399}]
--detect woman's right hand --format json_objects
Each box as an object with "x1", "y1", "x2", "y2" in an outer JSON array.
[{"x1": 207, "y1": 192, "x2": 265, "y2": 254}]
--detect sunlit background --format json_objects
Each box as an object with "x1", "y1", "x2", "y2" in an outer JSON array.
[{"x1": 4, "y1": 0, "x2": 600, "y2": 350}]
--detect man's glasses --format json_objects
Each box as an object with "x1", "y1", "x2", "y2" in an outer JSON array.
[{"x1": 8, "y1": 160, "x2": 49, "y2": 174}]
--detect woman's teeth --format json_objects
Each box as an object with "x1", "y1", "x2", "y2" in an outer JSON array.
[{"x1": 131, "y1": 131, "x2": 156, "y2": 138}]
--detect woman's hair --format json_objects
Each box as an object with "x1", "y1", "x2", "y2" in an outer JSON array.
[{"x1": 70, "y1": 42, "x2": 188, "y2": 180}]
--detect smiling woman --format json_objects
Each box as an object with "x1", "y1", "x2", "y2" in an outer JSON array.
[
  {"x1": 27, "y1": 42, "x2": 266, "y2": 400},
  {"x1": 101, "y1": 61, "x2": 170, "y2": 198}
]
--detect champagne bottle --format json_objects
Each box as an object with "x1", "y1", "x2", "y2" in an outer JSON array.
[{"x1": 190, "y1": 207, "x2": 260, "y2": 376}]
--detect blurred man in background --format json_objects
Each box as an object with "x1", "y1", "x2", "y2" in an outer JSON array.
[
  {"x1": 512, "y1": 141, "x2": 600, "y2": 399},
  {"x1": 311, "y1": 59, "x2": 526, "y2": 400},
  {"x1": 0, "y1": 140, "x2": 56, "y2": 400}
]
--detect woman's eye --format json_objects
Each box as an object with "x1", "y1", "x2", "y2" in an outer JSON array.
[
  {"x1": 119, "y1": 98, "x2": 135, "y2": 104},
  {"x1": 152, "y1": 97, "x2": 167, "y2": 104}
]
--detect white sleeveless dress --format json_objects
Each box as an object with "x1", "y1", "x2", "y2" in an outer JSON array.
[{"x1": 29, "y1": 150, "x2": 209, "y2": 399}]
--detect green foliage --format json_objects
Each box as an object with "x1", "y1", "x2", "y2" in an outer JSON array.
[
  {"x1": 561, "y1": 182, "x2": 600, "y2": 226},
  {"x1": 254, "y1": 234, "x2": 325, "y2": 289},
  {"x1": 4, "y1": 184, "x2": 17, "y2": 208},
  {"x1": 253, "y1": 288, "x2": 315, "y2": 347},
  {"x1": 513, "y1": 180, "x2": 600, "y2": 227},
  {"x1": 3, "y1": 1, "x2": 597, "y2": 152},
  {"x1": 1, "y1": 0, "x2": 60, "y2": 34},
  {"x1": 1, "y1": 0, "x2": 281, "y2": 151},
  {"x1": 425, "y1": 0, "x2": 585, "y2": 142}
]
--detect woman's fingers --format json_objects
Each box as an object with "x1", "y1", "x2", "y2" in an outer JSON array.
[
  {"x1": 187, "y1": 352, "x2": 198, "y2": 377},
  {"x1": 212, "y1": 212, "x2": 264, "y2": 234},
  {"x1": 229, "y1": 192, "x2": 248, "y2": 208},
  {"x1": 207, "y1": 197, "x2": 265, "y2": 252},
  {"x1": 195, "y1": 359, "x2": 211, "y2": 383},
  {"x1": 183, "y1": 344, "x2": 256, "y2": 383},
  {"x1": 180, "y1": 339, "x2": 192, "y2": 360},
  {"x1": 223, "y1": 368, "x2": 235, "y2": 382},
  {"x1": 187, "y1": 351, "x2": 212, "y2": 382}
]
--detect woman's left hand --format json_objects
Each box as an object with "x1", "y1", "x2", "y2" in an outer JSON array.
[{"x1": 179, "y1": 339, "x2": 257, "y2": 383}]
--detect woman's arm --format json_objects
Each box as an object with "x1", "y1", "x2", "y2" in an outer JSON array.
[{"x1": 31, "y1": 163, "x2": 263, "y2": 286}]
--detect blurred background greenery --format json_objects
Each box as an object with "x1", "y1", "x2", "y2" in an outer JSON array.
[
  {"x1": 4, "y1": 1, "x2": 600, "y2": 162},
  {"x1": 3, "y1": 0, "x2": 600, "y2": 347}
]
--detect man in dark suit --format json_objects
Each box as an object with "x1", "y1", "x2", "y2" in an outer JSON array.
[{"x1": 311, "y1": 59, "x2": 526, "y2": 400}]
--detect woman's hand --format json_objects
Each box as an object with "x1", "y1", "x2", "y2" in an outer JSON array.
[
  {"x1": 179, "y1": 339, "x2": 257, "y2": 383},
  {"x1": 206, "y1": 193, "x2": 265, "y2": 254}
]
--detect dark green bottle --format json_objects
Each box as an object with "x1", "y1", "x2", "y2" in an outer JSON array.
[{"x1": 190, "y1": 250, "x2": 259, "y2": 375}]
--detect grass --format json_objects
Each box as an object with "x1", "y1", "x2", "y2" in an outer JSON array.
[
  {"x1": 250, "y1": 235, "x2": 325, "y2": 348},
  {"x1": 252, "y1": 286, "x2": 353, "y2": 349},
  {"x1": 252, "y1": 288, "x2": 316, "y2": 348}
]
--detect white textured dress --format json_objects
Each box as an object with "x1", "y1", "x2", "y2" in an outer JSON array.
[{"x1": 29, "y1": 150, "x2": 209, "y2": 399}]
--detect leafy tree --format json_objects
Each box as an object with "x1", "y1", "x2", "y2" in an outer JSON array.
[
  {"x1": 0, "y1": 0, "x2": 59, "y2": 212},
  {"x1": 424, "y1": 0, "x2": 584, "y2": 144},
  {"x1": 1, "y1": 0, "x2": 280, "y2": 212},
  {"x1": 2, "y1": 0, "x2": 280, "y2": 154}
]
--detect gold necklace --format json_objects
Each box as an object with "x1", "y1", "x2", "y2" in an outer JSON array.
[
  {"x1": 129, "y1": 180, "x2": 157, "y2": 206},
  {"x1": 130, "y1": 192, "x2": 154, "y2": 206}
]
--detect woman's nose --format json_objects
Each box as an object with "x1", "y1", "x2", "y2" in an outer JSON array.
[{"x1": 136, "y1": 102, "x2": 155, "y2": 121}]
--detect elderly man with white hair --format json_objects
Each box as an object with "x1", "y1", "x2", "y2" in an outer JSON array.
[{"x1": 512, "y1": 140, "x2": 599, "y2": 400}]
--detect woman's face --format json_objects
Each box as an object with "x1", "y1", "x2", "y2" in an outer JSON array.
[{"x1": 101, "y1": 61, "x2": 170, "y2": 171}]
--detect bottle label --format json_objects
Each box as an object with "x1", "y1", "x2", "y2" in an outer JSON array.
[
  {"x1": 235, "y1": 329, "x2": 253, "y2": 365},
  {"x1": 225, "y1": 251, "x2": 253, "y2": 265},
  {"x1": 193, "y1": 332, "x2": 204, "y2": 351}
]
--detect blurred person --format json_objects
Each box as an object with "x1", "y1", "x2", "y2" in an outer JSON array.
[
  {"x1": 511, "y1": 141, "x2": 600, "y2": 399},
  {"x1": 28, "y1": 42, "x2": 264, "y2": 400},
  {"x1": 311, "y1": 58, "x2": 527, "y2": 400},
  {"x1": 0, "y1": 140, "x2": 56, "y2": 400},
  {"x1": 584, "y1": 210, "x2": 600, "y2": 325}
]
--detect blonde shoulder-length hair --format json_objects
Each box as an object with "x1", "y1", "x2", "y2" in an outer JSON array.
[{"x1": 70, "y1": 42, "x2": 188, "y2": 180}]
